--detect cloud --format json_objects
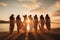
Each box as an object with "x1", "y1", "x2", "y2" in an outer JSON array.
[
  {"x1": 29, "y1": 0, "x2": 60, "y2": 13},
  {"x1": 29, "y1": 0, "x2": 60, "y2": 16},
  {"x1": 22, "y1": 3, "x2": 40, "y2": 10},
  {"x1": 51, "y1": 10, "x2": 60, "y2": 21},
  {"x1": 49, "y1": 1, "x2": 60, "y2": 10},
  {"x1": 17, "y1": 0, "x2": 37, "y2": 3},
  {"x1": 36, "y1": 0, "x2": 60, "y2": 8},
  {"x1": 16, "y1": 1, "x2": 41, "y2": 13},
  {"x1": 17, "y1": 0, "x2": 26, "y2": 2},
  {"x1": 41, "y1": 1, "x2": 60, "y2": 14},
  {"x1": 29, "y1": 3, "x2": 47, "y2": 14},
  {"x1": 0, "y1": 2, "x2": 7, "y2": 7},
  {"x1": 53, "y1": 10, "x2": 60, "y2": 16},
  {"x1": 30, "y1": 7, "x2": 46, "y2": 13},
  {"x1": 16, "y1": 4, "x2": 22, "y2": 6},
  {"x1": 11, "y1": 0, "x2": 60, "y2": 14},
  {"x1": 55, "y1": 1, "x2": 60, "y2": 9}
]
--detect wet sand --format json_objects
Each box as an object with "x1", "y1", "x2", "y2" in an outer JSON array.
[{"x1": 0, "y1": 28, "x2": 60, "y2": 40}]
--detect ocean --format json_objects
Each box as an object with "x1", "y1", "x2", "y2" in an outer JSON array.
[{"x1": 0, "y1": 23, "x2": 60, "y2": 32}]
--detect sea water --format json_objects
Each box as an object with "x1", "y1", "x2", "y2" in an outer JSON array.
[{"x1": 0, "y1": 23, "x2": 60, "y2": 32}]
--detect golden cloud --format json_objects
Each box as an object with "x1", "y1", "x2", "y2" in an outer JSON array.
[
  {"x1": 16, "y1": 4, "x2": 22, "y2": 6},
  {"x1": 55, "y1": 1, "x2": 60, "y2": 9},
  {"x1": 0, "y1": 2, "x2": 7, "y2": 7},
  {"x1": 47, "y1": 1, "x2": 60, "y2": 14},
  {"x1": 22, "y1": 3, "x2": 40, "y2": 10},
  {"x1": 17, "y1": 0, "x2": 26, "y2": 2},
  {"x1": 27, "y1": 0, "x2": 37, "y2": 3},
  {"x1": 17, "y1": 0, "x2": 37, "y2": 3},
  {"x1": 52, "y1": 10, "x2": 60, "y2": 16}
]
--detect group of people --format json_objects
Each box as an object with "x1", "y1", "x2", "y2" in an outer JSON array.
[
  {"x1": 9, "y1": 14, "x2": 51, "y2": 34},
  {"x1": 39, "y1": 14, "x2": 51, "y2": 31}
]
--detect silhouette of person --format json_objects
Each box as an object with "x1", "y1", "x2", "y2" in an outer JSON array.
[
  {"x1": 40, "y1": 15, "x2": 45, "y2": 31},
  {"x1": 45, "y1": 14, "x2": 51, "y2": 31},
  {"x1": 28, "y1": 15, "x2": 34, "y2": 32},
  {"x1": 16, "y1": 15, "x2": 22, "y2": 33},
  {"x1": 23, "y1": 15, "x2": 28, "y2": 32},
  {"x1": 34, "y1": 15, "x2": 38, "y2": 32},
  {"x1": 9, "y1": 14, "x2": 15, "y2": 34}
]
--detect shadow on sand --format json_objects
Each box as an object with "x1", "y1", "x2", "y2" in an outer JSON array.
[{"x1": 0, "y1": 28, "x2": 60, "y2": 40}]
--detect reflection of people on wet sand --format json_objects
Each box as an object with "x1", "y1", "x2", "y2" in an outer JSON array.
[
  {"x1": 16, "y1": 15, "x2": 22, "y2": 33},
  {"x1": 9, "y1": 14, "x2": 15, "y2": 34},
  {"x1": 34, "y1": 15, "x2": 38, "y2": 32},
  {"x1": 45, "y1": 14, "x2": 51, "y2": 31},
  {"x1": 40, "y1": 15, "x2": 45, "y2": 31}
]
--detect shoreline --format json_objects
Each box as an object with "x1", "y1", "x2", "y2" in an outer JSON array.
[{"x1": 0, "y1": 28, "x2": 60, "y2": 40}]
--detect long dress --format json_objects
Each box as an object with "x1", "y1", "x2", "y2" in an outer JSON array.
[
  {"x1": 29, "y1": 17, "x2": 34, "y2": 32},
  {"x1": 34, "y1": 19, "x2": 38, "y2": 32},
  {"x1": 9, "y1": 16, "x2": 15, "y2": 34},
  {"x1": 46, "y1": 19, "x2": 50, "y2": 30},
  {"x1": 23, "y1": 18, "x2": 28, "y2": 32},
  {"x1": 40, "y1": 19, "x2": 45, "y2": 31},
  {"x1": 16, "y1": 19, "x2": 21, "y2": 33}
]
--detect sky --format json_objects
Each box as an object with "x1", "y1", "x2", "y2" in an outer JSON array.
[{"x1": 0, "y1": 0, "x2": 60, "y2": 21}]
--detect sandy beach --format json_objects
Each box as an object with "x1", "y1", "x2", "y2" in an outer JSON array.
[{"x1": 0, "y1": 28, "x2": 60, "y2": 40}]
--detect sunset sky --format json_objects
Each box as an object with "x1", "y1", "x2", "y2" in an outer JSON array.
[
  {"x1": 0, "y1": 0, "x2": 60, "y2": 21},
  {"x1": 0, "y1": 0, "x2": 60, "y2": 31}
]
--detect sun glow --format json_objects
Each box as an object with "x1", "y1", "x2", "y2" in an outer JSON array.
[
  {"x1": 27, "y1": 24, "x2": 30, "y2": 32},
  {"x1": 26, "y1": 17, "x2": 31, "y2": 32},
  {"x1": 37, "y1": 23, "x2": 40, "y2": 30},
  {"x1": 27, "y1": 17, "x2": 30, "y2": 23}
]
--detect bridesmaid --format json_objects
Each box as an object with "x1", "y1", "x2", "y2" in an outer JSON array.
[{"x1": 45, "y1": 14, "x2": 51, "y2": 31}]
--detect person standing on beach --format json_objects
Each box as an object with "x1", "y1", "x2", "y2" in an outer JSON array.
[
  {"x1": 16, "y1": 15, "x2": 22, "y2": 33},
  {"x1": 40, "y1": 15, "x2": 45, "y2": 31},
  {"x1": 34, "y1": 15, "x2": 38, "y2": 32},
  {"x1": 45, "y1": 14, "x2": 51, "y2": 31},
  {"x1": 9, "y1": 14, "x2": 15, "y2": 34},
  {"x1": 28, "y1": 15, "x2": 34, "y2": 32},
  {"x1": 23, "y1": 15, "x2": 28, "y2": 32}
]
